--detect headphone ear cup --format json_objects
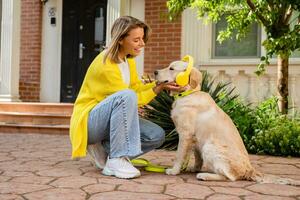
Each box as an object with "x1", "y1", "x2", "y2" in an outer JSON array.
[{"x1": 176, "y1": 72, "x2": 189, "y2": 86}]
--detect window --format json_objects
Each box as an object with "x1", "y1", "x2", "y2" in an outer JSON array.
[
  {"x1": 94, "y1": 6, "x2": 106, "y2": 53},
  {"x1": 212, "y1": 17, "x2": 261, "y2": 58},
  {"x1": 290, "y1": 12, "x2": 300, "y2": 58},
  {"x1": 0, "y1": 0, "x2": 2, "y2": 58}
]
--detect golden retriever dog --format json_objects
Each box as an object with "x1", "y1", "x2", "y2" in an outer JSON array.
[{"x1": 154, "y1": 60, "x2": 299, "y2": 185}]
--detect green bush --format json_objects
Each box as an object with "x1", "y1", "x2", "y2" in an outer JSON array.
[{"x1": 247, "y1": 97, "x2": 300, "y2": 156}]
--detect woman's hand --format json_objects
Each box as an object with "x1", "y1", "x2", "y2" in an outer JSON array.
[
  {"x1": 142, "y1": 74, "x2": 155, "y2": 84},
  {"x1": 153, "y1": 82, "x2": 185, "y2": 94}
]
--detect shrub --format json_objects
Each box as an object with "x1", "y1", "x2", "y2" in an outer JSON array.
[{"x1": 247, "y1": 97, "x2": 300, "y2": 156}]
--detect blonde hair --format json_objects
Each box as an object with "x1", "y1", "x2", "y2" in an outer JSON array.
[{"x1": 103, "y1": 16, "x2": 151, "y2": 64}]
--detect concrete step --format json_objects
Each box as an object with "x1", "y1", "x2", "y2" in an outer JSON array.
[
  {"x1": 0, "y1": 102, "x2": 73, "y2": 135},
  {"x1": 0, "y1": 102, "x2": 73, "y2": 114},
  {"x1": 0, "y1": 123, "x2": 69, "y2": 135},
  {"x1": 0, "y1": 112, "x2": 71, "y2": 125}
]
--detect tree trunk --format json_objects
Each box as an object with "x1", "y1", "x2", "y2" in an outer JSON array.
[{"x1": 277, "y1": 54, "x2": 289, "y2": 114}]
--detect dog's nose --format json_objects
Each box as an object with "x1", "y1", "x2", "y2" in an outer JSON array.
[{"x1": 154, "y1": 70, "x2": 158, "y2": 75}]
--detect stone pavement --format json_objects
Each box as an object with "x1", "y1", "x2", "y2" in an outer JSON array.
[{"x1": 0, "y1": 133, "x2": 299, "y2": 200}]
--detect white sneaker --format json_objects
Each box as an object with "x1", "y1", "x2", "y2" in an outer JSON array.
[
  {"x1": 87, "y1": 143, "x2": 107, "y2": 169},
  {"x1": 102, "y1": 157, "x2": 141, "y2": 179}
]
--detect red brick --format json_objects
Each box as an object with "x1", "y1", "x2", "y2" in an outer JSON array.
[
  {"x1": 145, "y1": 0, "x2": 181, "y2": 73},
  {"x1": 19, "y1": 0, "x2": 42, "y2": 102}
]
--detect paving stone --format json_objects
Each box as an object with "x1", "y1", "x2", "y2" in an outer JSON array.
[
  {"x1": 10, "y1": 151, "x2": 57, "y2": 159},
  {"x1": 284, "y1": 174, "x2": 300, "y2": 181},
  {"x1": 80, "y1": 166, "x2": 96, "y2": 173},
  {"x1": 0, "y1": 155, "x2": 15, "y2": 162},
  {"x1": 258, "y1": 163, "x2": 300, "y2": 175},
  {"x1": 0, "y1": 160, "x2": 24, "y2": 171},
  {"x1": 40, "y1": 156, "x2": 70, "y2": 162},
  {"x1": 175, "y1": 199, "x2": 202, "y2": 200},
  {"x1": 15, "y1": 160, "x2": 54, "y2": 172},
  {"x1": 177, "y1": 172, "x2": 197, "y2": 181},
  {"x1": 244, "y1": 194, "x2": 295, "y2": 200},
  {"x1": 187, "y1": 179, "x2": 255, "y2": 187},
  {"x1": 247, "y1": 183, "x2": 300, "y2": 196},
  {"x1": 0, "y1": 176, "x2": 11, "y2": 182},
  {"x1": 24, "y1": 188, "x2": 86, "y2": 200},
  {"x1": 0, "y1": 182, "x2": 51, "y2": 194},
  {"x1": 150, "y1": 158, "x2": 174, "y2": 166},
  {"x1": 54, "y1": 160, "x2": 91, "y2": 169},
  {"x1": 11, "y1": 175, "x2": 54, "y2": 185},
  {"x1": 36, "y1": 167, "x2": 82, "y2": 177},
  {"x1": 98, "y1": 177, "x2": 133, "y2": 185},
  {"x1": 0, "y1": 153, "x2": 8, "y2": 156},
  {"x1": 207, "y1": 194, "x2": 241, "y2": 200},
  {"x1": 1, "y1": 133, "x2": 300, "y2": 199},
  {"x1": 118, "y1": 182, "x2": 164, "y2": 193},
  {"x1": 210, "y1": 186, "x2": 254, "y2": 196},
  {"x1": 89, "y1": 191, "x2": 173, "y2": 200},
  {"x1": 134, "y1": 173, "x2": 184, "y2": 185},
  {"x1": 2, "y1": 171, "x2": 34, "y2": 177},
  {"x1": 165, "y1": 183, "x2": 213, "y2": 199},
  {"x1": 0, "y1": 194, "x2": 24, "y2": 200},
  {"x1": 84, "y1": 170, "x2": 105, "y2": 178},
  {"x1": 50, "y1": 175, "x2": 97, "y2": 188},
  {"x1": 249, "y1": 155, "x2": 267, "y2": 160},
  {"x1": 82, "y1": 183, "x2": 116, "y2": 194},
  {"x1": 261, "y1": 156, "x2": 300, "y2": 164}
]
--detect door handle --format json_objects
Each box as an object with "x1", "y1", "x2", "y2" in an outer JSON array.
[{"x1": 79, "y1": 43, "x2": 86, "y2": 59}]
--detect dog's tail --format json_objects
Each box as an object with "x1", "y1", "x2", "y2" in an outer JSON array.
[{"x1": 247, "y1": 170, "x2": 300, "y2": 186}]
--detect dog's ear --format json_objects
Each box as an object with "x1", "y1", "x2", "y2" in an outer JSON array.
[{"x1": 189, "y1": 68, "x2": 202, "y2": 89}]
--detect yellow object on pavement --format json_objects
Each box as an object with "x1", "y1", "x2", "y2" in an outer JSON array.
[{"x1": 131, "y1": 158, "x2": 167, "y2": 173}]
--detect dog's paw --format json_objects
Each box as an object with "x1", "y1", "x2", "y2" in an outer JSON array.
[
  {"x1": 166, "y1": 168, "x2": 180, "y2": 175},
  {"x1": 196, "y1": 173, "x2": 207, "y2": 180}
]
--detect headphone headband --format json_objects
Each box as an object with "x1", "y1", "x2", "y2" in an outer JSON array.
[{"x1": 175, "y1": 55, "x2": 194, "y2": 86}]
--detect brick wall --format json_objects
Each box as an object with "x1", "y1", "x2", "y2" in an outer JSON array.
[
  {"x1": 144, "y1": 0, "x2": 181, "y2": 74},
  {"x1": 19, "y1": 0, "x2": 42, "y2": 102}
]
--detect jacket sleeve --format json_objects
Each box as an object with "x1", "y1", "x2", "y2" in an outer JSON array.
[{"x1": 128, "y1": 59, "x2": 157, "y2": 106}]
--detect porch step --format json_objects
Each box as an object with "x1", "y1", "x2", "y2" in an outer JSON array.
[
  {"x1": 0, "y1": 102, "x2": 73, "y2": 114},
  {"x1": 0, "y1": 112, "x2": 71, "y2": 125},
  {"x1": 0, "y1": 102, "x2": 73, "y2": 135},
  {"x1": 0, "y1": 123, "x2": 69, "y2": 135}
]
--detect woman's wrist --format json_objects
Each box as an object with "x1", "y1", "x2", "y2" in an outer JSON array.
[{"x1": 153, "y1": 84, "x2": 163, "y2": 94}]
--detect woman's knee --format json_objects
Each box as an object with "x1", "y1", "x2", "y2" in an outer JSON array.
[
  {"x1": 111, "y1": 89, "x2": 137, "y2": 109},
  {"x1": 149, "y1": 126, "x2": 165, "y2": 147},
  {"x1": 119, "y1": 89, "x2": 137, "y2": 104},
  {"x1": 156, "y1": 127, "x2": 165, "y2": 146}
]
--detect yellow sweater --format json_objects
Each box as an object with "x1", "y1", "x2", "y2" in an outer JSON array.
[{"x1": 70, "y1": 52, "x2": 156, "y2": 159}]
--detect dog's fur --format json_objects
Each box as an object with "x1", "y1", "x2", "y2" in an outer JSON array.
[{"x1": 155, "y1": 60, "x2": 299, "y2": 185}]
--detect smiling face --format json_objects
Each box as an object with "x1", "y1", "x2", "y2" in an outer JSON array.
[
  {"x1": 118, "y1": 27, "x2": 145, "y2": 60},
  {"x1": 155, "y1": 60, "x2": 188, "y2": 83}
]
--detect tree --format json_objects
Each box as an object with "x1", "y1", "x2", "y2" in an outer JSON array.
[{"x1": 167, "y1": 0, "x2": 300, "y2": 114}]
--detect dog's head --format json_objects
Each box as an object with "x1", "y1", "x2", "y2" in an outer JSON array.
[{"x1": 154, "y1": 60, "x2": 202, "y2": 91}]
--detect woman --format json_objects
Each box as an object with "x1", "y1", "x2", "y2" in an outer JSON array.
[{"x1": 70, "y1": 16, "x2": 182, "y2": 179}]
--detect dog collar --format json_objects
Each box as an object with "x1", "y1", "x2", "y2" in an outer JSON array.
[{"x1": 173, "y1": 89, "x2": 199, "y2": 100}]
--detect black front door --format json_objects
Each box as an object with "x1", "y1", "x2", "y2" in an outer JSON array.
[{"x1": 61, "y1": 0, "x2": 107, "y2": 102}]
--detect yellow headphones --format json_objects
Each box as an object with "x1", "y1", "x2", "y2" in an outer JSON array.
[{"x1": 175, "y1": 55, "x2": 194, "y2": 86}]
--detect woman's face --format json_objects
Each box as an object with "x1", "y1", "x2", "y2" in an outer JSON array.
[{"x1": 119, "y1": 27, "x2": 145, "y2": 59}]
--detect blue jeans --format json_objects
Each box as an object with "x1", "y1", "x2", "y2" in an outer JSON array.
[{"x1": 88, "y1": 89, "x2": 165, "y2": 158}]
